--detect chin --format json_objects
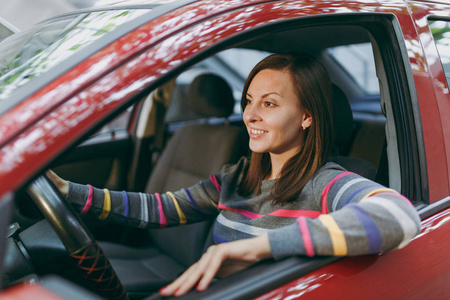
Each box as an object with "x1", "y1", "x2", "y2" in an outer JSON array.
[{"x1": 249, "y1": 144, "x2": 269, "y2": 154}]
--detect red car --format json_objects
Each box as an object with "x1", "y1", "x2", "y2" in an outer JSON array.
[{"x1": 1, "y1": 0, "x2": 450, "y2": 299}]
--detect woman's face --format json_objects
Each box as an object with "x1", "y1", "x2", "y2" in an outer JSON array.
[{"x1": 243, "y1": 69, "x2": 311, "y2": 158}]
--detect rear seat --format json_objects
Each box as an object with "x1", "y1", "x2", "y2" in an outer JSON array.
[
  {"x1": 349, "y1": 117, "x2": 386, "y2": 184},
  {"x1": 350, "y1": 118, "x2": 385, "y2": 170}
]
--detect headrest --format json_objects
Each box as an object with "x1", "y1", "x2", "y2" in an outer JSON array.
[
  {"x1": 332, "y1": 84, "x2": 353, "y2": 152},
  {"x1": 165, "y1": 73, "x2": 235, "y2": 123},
  {"x1": 188, "y1": 73, "x2": 235, "y2": 118}
]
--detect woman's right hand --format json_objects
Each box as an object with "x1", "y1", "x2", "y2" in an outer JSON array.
[{"x1": 46, "y1": 170, "x2": 69, "y2": 197}]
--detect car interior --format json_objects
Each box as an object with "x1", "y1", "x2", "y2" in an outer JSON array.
[{"x1": 3, "y1": 13, "x2": 419, "y2": 300}]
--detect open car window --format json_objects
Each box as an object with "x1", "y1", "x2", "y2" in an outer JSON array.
[{"x1": 327, "y1": 43, "x2": 379, "y2": 96}]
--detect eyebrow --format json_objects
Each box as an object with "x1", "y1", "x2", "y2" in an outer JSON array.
[{"x1": 246, "y1": 92, "x2": 282, "y2": 99}]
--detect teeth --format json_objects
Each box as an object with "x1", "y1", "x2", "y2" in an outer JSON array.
[{"x1": 251, "y1": 129, "x2": 266, "y2": 134}]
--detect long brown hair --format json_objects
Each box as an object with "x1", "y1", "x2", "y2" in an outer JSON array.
[{"x1": 238, "y1": 53, "x2": 334, "y2": 204}]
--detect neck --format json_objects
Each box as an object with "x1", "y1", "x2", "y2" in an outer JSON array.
[{"x1": 266, "y1": 149, "x2": 299, "y2": 180}]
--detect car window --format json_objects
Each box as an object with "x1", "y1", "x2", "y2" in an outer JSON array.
[
  {"x1": 216, "y1": 48, "x2": 272, "y2": 83},
  {"x1": 327, "y1": 43, "x2": 379, "y2": 95},
  {"x1": 168, "y1": 48, "x2": 272, "y2": 116},
  {"x1": 203, "y1": 48, "x2": 272, "y2": 112},
  {"x1": 0, "y1": 9, "x2": 149, "y2": 102},
  {"x1": 95, "y1": 106, "x2": 133, "y2": 135},
  {"x1": 428, "y1": 19, "x2": 450, "y2": 88}
]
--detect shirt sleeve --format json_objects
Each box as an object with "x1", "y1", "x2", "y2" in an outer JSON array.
[
  {"x1": 268, "y1": 170, "x2": 421, "y2": 260},
  {"x1": 66, "y1": 175, "x2": 221, "y2": 229}
]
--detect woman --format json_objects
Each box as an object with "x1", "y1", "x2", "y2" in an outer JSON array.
[{"x1": 49, "y1": 53, "x2": 421, "y2": 297}]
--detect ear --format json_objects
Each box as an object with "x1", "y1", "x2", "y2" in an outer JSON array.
[{"x1": 301, "y1": 110, "x2": 312, "y2": 130}]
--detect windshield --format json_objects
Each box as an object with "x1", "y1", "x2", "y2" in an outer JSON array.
[{"x1": 0, "y1": 9, "x2": 149, "y2": 101}]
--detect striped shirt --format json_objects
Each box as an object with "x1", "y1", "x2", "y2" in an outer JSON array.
[{"x1": 66, "y1": 157, "x2": 421, "y2": 259}]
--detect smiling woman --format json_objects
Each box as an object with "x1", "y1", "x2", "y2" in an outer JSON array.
[
  {"x1": 240, "y1": 53, "x2": 332, "y2": 204},
  {"x1": 47, "y1": 53, "x2": 421, "y2": 297}
]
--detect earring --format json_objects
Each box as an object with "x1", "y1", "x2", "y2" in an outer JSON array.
[{"x1": 302, "y1": 124, "x2": 306, "y2": 130}]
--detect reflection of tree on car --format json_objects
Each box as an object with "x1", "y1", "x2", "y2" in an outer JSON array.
[
  {"x1": 0, "y1": 9, "x2": 146, "y2": 100},
  {"x1": 49, "y1": 53, "x2": 421, "y2": 297}
]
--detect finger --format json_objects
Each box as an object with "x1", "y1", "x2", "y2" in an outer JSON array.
[
  {"x1": 168, "y1": 246, "x2": 227, "y2": 296},
  {"x1": 176, "y1": 249, "x2": 223, "y2": 295},
  {"x1": 160, "y1": 250, "x2": 216, "y2": 297},
  {"x1": 195, "y1": 246, "x2": 229, "y2": 291},
  {"x1": 174, "y1": 265, "x2": 206, "y2": 296},
  {"x1": 159, "y1": 263, "x2": 200, "y2": 296},
  {"x1": 196, "y1": 253, "x2": 224, "y2": 291}
]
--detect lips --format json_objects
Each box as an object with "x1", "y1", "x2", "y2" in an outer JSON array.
[{"x1": 248, "y1": 128, "x2": 268, "y2": 138}]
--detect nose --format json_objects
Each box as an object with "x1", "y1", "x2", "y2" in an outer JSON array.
[{"x1": 243, "y1": 102, "x2": 261, "y2": 123}]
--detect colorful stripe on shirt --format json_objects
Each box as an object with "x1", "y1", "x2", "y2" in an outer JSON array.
[
  {"x1": 121, "y1": 191, "x2": 129, "y2": 223},
  {"x1": 155, "y1": 193, "x2": 167, "y2": 228},
  {"x1": 316, "y1": 172, "x2": 416, "y2": 256},
  {"x1": 138, "y1": 192, "x2": 149, "y2": 228},
  {"x1": 321, "y1": 172, "x2": 353, "y2": 213},
  {"x1": 167, "y1": 192, "x2": 187, "y2": 225},
  {"x1": 218, "y1": 202, "x2": 321, "y2": 219},
  {"x1": 297, "y1": 217, "x2": 314, "y2": 257},
  {"x1": 98, "y1": 188, "x2": 111, "y2": 220},
  {"x1": 183, "y1": 188, "x2": 204, "y2": 213},
  {"x1": 318, "y1": 214, "x2": 347, "y2": 256},
  {"x1": 362, "y1": 195, "x2": 419, "y2": 249},
  {"x1": 210, "y1": 175, "x2": 221, "y2": 192},
  {"x1": 347, "y1": 204, "x2": 381, "y2": 253},
  {"x1": 80, "y1": 184, "x2": 93, "y2": 215}
]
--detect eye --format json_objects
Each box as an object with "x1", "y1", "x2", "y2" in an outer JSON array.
[
  {"x1": 246, "y1": 98, "x2": 252, "y2": 105},
  {"x1": 264, "y1": 101, "x2": 276, "y2": 107}
]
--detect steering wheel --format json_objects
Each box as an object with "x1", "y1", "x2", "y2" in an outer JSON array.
[{"x1": 27, "y1": 175, "x2": 129, "y2": 300}]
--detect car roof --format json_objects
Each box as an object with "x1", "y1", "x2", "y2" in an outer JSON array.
[{"x1": 410, "y1": 0, "x2": 450, "y2": 4}]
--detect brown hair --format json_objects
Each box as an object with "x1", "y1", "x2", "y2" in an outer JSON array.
[{"x1": 238, "y1": 53, "x2": 334, "y2": 204}]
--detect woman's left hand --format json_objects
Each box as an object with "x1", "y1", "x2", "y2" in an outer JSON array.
[{"x1": 159, "y1": 234, "x2": 272, "y2": 297}]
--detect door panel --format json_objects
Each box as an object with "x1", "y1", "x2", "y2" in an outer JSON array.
[{"x1": 53, "y1": 129, "x2": 131, "y2": 191}]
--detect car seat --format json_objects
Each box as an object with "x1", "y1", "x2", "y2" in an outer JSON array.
[
  {"x1": 331, "y1": 84, "x2": 377, "y2": 180},
  {"x1": 100, "y1": 73, "x2": 248, "y2": 298}
]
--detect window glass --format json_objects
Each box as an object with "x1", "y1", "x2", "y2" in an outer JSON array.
[
  {"x1": 0, "y1": 9, "x2": 149, "y2": 102},
  {"x1": 428, "y1": 20, "x2": 450, "y2": 87},
  {"x1": 204, "y1": 48, "x2": 271, "y2": 100},
  {"x1": 96, "y1": 107, "x2": 133, "y2": 135},
  {"x1": 170, "y1": 48, "x2": 272, "y2": 115},
  {"x1": 216, "y1": 48, "x2": 271, "y2": 80},
  {"x1": 327, "y1": 43, "x2": 379, "y2": 95}
]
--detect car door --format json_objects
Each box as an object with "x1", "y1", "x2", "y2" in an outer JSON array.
[
  {"x1": 2, "y1": 0, "x2": 450, "y2": 299},
  {"x1": 51, "y1": 110, "x2": 133, "y2": 191}
]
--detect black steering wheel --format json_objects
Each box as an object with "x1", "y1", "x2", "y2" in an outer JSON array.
[{"x1": 27, "y1": 175, "x2": 128, "y2": 300}]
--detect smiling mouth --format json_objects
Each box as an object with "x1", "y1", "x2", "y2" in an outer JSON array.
[
  {"x1": 251, "y1": 129, "x2": 267, "y2": 134},
  {"x1": 249, "y1": 129, "x2": 268, "y2": 137}
]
